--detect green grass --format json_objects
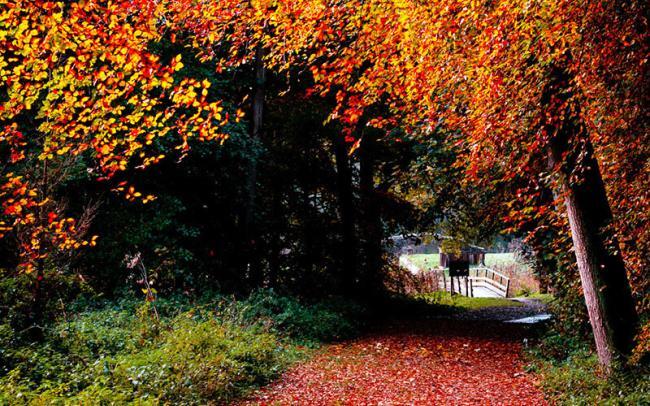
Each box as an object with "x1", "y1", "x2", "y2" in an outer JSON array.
[
  {"x1": 0, "y1": 290, "x2": 362, "y2": 404},
  {"x1": 483, "y1": 253, "x2": 520, "y2": 268},
  {"x1": 528, "y1": 334, "x2": 650, "y2": 405},
  {"x1": 405, "y1": 253, "x2": 441, "y2": 269},
  {"x1": 415, "y1": 292, "x2": 522, "y2": 310},
  {"x1": 517, "y1": 292, "x2": 554, "y2": 305}
]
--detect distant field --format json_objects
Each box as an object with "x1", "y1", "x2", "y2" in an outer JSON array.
[
  {"x1": 403, "y1": 252, "x2": 528, "y2": 271},
  {"x1": 416, "y1": 292, "x2": 523, "y2": 310},
  {"x1": 483, "y1": 253, "x2": 522, "y2": 268},
  {"x1": 406, "y1": 253, "x2": 441, "y2": 270}
]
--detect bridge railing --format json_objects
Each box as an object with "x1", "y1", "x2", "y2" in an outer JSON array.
[
  {"x1": 425, "y1": 266, "x2": 511, "y2": 298},
  {"x1": 469, "y1": 267, "x2": 511, "y2": 298}
]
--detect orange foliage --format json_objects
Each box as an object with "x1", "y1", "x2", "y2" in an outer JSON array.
[
  {"x1": 0, "y1": 0, "x2": 231, "y2": 269},
  {"x1": 1, "y1": 2, "x2": 647, "y2": 346}
]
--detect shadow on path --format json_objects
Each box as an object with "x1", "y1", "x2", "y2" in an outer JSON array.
[{"x1": 239, "y1": 301, "x2": 549, "y2": 405}]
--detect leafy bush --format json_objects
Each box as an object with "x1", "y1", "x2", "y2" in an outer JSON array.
[
  {"x1": 107, "y1": 318, "x2": 288, "y2": 403},
  {"x1": 1, "y1": 319, "x2": 293, "y2": 404},
  {"x1": 0, "y1": 267, "x2": 90, "y2": 337},
  {"x1": 535, "y1": 352, "x2": 649, "y2": 405},
  {"x1": 0, "y1": 290, "x2": 361, "y2": 404},
  {"x1": 528, "y1": 333, "x2": 650, "y2": 405},
  {"x1": 227, "y1": 289, "x2": 363, "y2": 344}
]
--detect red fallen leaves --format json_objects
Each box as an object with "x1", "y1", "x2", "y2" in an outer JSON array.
[{"x1": 240, "y1": 320, "x2": 547, "y2": 405}]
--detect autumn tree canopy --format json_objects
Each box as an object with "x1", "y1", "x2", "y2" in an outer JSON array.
[
  {"x1": 1, "y1": 0, "x2": 647, "y2": 368},
  {"x1": 0, "y1": 0, "x2": 237, "y2": 270},
  {"x1": 250, "y1": 0, "x2": 648, "y2": 367}
]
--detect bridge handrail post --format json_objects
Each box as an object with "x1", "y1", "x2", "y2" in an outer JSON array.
[{"x1": 442, "y1": 272, "x2": 447, "y2": 293}]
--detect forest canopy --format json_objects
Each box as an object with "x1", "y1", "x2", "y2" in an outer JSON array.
[{"x1": 1, "y1": 0, "x2": 648, "y2": 377}]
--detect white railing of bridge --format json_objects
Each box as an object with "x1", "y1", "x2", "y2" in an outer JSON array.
[{"x1": 421, "y1": 266, "x2": 511, "y2": 298}]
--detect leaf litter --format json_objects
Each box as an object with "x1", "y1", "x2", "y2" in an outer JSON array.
[{"x1": 239, "y1": 318, "x2": 547, "y2": 405}]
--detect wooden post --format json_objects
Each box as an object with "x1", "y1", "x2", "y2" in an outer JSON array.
[
  {"x1": 464, "y1": 277, "x2": 469, "y2": 297},
  {"x1": 470, "y1": 279, "x2": 474, "y2": 297},
  {"x1": 442, "y1": 272, "x2": 447, "y2": 293},
  {"x1": 450, "y1": 276, "x2": 454, "y2": 295},
  {"x1": 505, "y1": 279, "x2": 510, "y2": 298}
]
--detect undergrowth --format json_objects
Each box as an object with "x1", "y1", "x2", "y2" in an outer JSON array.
[
  {"x1": 0, "y1": 290, "x2": 363, "y2": 404},
  {"x1": 527, "y1": 332, "x2": 650, "y2": 405},
  {"x1": 517, "y1": 292, "x2": 554, "y2": 305},
  {"x1": 415, "y1": 291, "x2": 522, "y2": 310}
]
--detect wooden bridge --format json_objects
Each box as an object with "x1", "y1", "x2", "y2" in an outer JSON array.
[
  {"x1": 439, "y1": 267, "x2": 511, "y2": 298},
  {"x1": 398, "y1": 257, "x2": 511, "y2": 298}
]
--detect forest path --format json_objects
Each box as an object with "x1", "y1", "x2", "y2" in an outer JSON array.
[{"x1": 239, "y1": 304, "x2": 548, "y2": 405}]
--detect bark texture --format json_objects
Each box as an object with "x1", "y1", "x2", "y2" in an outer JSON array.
[
  {"x1": 359, "y1": 132, "x2": 383, "y2": 298},
  {"x1": 242, "y1": 44, "x2": 265, "y2": 285},
  {"x1": 545, "y1": 65, "x2": 638, "y2": 370},
  {"x1": 333, "y1": 132, "x2": 357, "y2": 294}
]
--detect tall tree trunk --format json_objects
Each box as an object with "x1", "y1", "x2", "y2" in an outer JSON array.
[
  {"x1": 333, "y1": 132, "x2": 357, "y2": 294},
  {"x1": 534, "y1": 185, "x2": 563, "y2": 295},
  {"x1": 299, "y1": 183, "x2": 314, "y2": 274},
  {"x1": 28, "y1": 261, "x2": 45, "y2": 341},
  {"x1": 545, "y1": 66, "x2": 638, "y2": 371},
  {"x1": 243, "y1": 44, "x2": 265, "y2": 286},
  {"x1": 268, "y1": 180, "x2": 282, "y2": 287},
  {"x1": 359, "y1": 132, "x2": 383, "y2": 298},
  {"x1": 535, "y1": 252, "x2": 552, "y2": 294}
]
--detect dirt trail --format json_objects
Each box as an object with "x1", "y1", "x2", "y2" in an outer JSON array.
[{"x1": 240, "y1": 303, "x2": 548, "y2": 405}]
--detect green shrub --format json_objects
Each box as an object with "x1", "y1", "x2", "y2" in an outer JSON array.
[
  {"x1": 93, "y1": 318, "x2": 291, "y2": 404},
  {"x1": 0, "y1": 290, "x2": 361, "y2": 404},
  {"x1": 0, "y1": 267, "x2": 90, "y2": 338},
  {"x1": 528, "y1": 333, "x2": 650, "y2": 405},
  {"x1": 1, "y1": 311, "x2": 296, "y2": 404},
  {"x1": 54, "y1": 307, "x2": 141, "y2": 357},
  {"x1": 535, "y1": 352, "x2": 649, "y2": 405},
  {"x1": 233, "y1": 289, "x2": 362, "y2": 343}
]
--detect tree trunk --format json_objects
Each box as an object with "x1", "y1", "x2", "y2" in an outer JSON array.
[
  {"x1": 299, "y1": 183, "x2": 315, "y2": 277},
  {"x1": 243, "y1": 44, "x2": 265, "y2": 286},
  {"x1": 359, "y1": 132, "x2": 383, "y2": 298},
  {"x1": 27, "y1": 260, "x2": 45, "y2": 341},
  {"x1": 549, "y1": 139, "x2": 638, "y2": 369},
  {"x1": 268, "y1": 181, "x2": 282, "y2": 287},
  {"x1": 545, "y1": 66, "x2": 638, "y2": 371},
  {"x1": 536, "y1": 253, "x2": 552, "y2": 294},
  {"x1": 533, "y1": 185, "x2": 561, "y2": 295},
  {"x1": 333, "y1": 132, "x2": 357, "y2": 294}
]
